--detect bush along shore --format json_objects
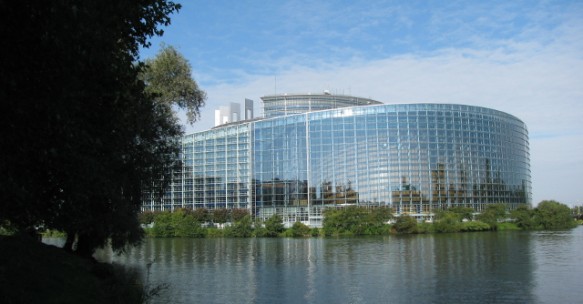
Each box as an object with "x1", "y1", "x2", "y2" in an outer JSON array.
[{"x1": 139, "y1": 200, "x2": 578, "y2": 238}]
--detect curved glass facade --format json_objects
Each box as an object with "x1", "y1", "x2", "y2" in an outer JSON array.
[
  {"x1": 143, "y1": 94, "x2": 531, "y2": 227},
  {"x1": 262, "y1": 93, "x2": 381, "y2": 118}
]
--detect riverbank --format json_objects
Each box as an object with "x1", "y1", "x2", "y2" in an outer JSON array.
[
  {"x1": 0, "y1": 233, "x2": 146, "y2": 304},
  {"x1": 140, "y1": 202, "x2": 578, "y2": 238}
]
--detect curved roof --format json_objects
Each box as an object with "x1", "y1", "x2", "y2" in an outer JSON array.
[{"x1": 261, "y1": 92, "x2": 382, "y2": 118}]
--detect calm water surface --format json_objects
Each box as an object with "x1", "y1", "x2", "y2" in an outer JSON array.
[{"x1": 57, "y1": 227, "x2": 583, "y2": 303}]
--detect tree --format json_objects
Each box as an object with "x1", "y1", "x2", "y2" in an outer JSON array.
[
  {"x1": 477, "y1": 203, "x2": 507, "y2": 229},
  {"x1": 264, "y1": 214, "x2": 285, "y2": 237},
  {"x1": 151, "y1": 212, "x2": 175, "y2": 238},
  {"x1": 225, "y1": 215, "x2": 253, "y2": 237},
  {"x1": 290, "y1": 222, "x2": 311, "y2": 237},
  {"x1": 447, "y1": 207, "x2": 474, "y2": 221},
  {"x1": 139, "y1": 211, "x2": 157, "y2": 225},
  {"x1": 369, "y1": 206, "x2": 394, "y2": 224},
  {"x1": 212, "y1": 209, "x2": 229, "y2": 226},
  {"x1": 393, "y1": 215, "x2": 418, "y2": 234},
  {"x1": 510, "y1": 204, "x2": 535, "y2": 229},
  {"x1": 142, "y1": 45, "x2": 206, "y2": 124},
  {"x1": 323, "y1": 206, "x2": 392, "y2": 235},
  {"x1": 434, "y1": 212, "x2": 462, "y2": 233},
  {"x1": 173, "y1": 210, "x2": 205, "y2": 238},
  {"x1": 534, "y1": 200, "x2": 577, "y2": 230},
  {"x1": 192, "y1": 208, "x2": 210, "y2": 223},
  {"x1": 231, "y1": 208, "x2": 250, "y2": 223},
  {"x1": 1, "y1": 1, "x2": 182, "y2": 257}
]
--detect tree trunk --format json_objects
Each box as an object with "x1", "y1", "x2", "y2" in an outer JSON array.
[
  {"x1": 75, "y1": 234, "x2": 95, "y2": 260},
  {"x1": 63, "y1": 232, "x2": 75, "y2": 253}
]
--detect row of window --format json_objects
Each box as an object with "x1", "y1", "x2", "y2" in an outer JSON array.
[{"x1": 143, "y1": 103, "x2": 530, "y2": 215}]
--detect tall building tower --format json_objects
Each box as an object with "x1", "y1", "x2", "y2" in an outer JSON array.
[
  {"x1": 214, "y1": 102, "x2": 241, "y2": 126},
  {"x1": 245, "y1": 98, "x2": 254, "y2": 120}
]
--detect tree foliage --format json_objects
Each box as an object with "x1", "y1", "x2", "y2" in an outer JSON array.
[
  {"x1": 434, "y1": 212, "x2": 462, "y2": 233},
  {"x1": 264, "y1": 215, "x2": 285, "y2": 237},
  {"x1": 211, "y1": 209, "x2": 229, "y2": 225},
  {"x1": 447, "y1": 207, "x2": 475, "y2": 221},
  {"x1": 290, "y1": 222, "x2": 312, "y2": 237},
  {"x1": 0, "y1": 1, "x2": 182, "y2": 256},
  {"x1": 139, "y1": 212, "x2": 157, "y2": 225},
  {"x1": 477, "y1": 203, "x2": 507, "y2": 229},
  {"x1": 393, "y1": 215, "x2": 418, "y2": 234},
  {"x1": 148, "y1": 210, "x2": 205, "y2": 238},
  {"x1": 508, "y1": 201, "x2": 576, "y2": 230},
  {"x1": 510, "y1": 204, "x2": 536, "y2": 229},
  {"x1": 225, "y1": 215, "x2": 253, "y2": 237},
  {"x1": 533, "y1": 200, "x2": 577, "y2": 230},
  {"x1": 142, "y1": 45, "x2": 206, "y2": 124},
  {"x1": 323, "y1": 206, "x2": 392, "y2": 236},
  {"x1": 231, "y1": 208, "x2": 250, "y2": 223},
  {"x1": 192, "y1": 208, "x2": 210, "y2": 223}
]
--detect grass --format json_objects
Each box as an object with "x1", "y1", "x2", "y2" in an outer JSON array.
[
  {"x1": 497, "y1": 222, "x2": 521, "y2": 231},
  {"x1": 0, "y1": 233, "x2": 146, "y2": 304}
]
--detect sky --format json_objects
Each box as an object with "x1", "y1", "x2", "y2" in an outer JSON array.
[{"x1": 140, "y1": 0, "x2": 583, "y2": 206}]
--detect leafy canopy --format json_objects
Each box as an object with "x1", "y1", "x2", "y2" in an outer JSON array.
[
  {"x1": 0, "y1": 1, "x2": 183, "y2": 255},
  {"x1": 142, "y1": 45, "x2": 206, "y2": 124}
]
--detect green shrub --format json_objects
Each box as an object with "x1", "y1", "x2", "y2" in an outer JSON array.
[
  {"x1": 264, "y1": 214, "x2": 285, "y2": 237},
  {"x1": 225, "y1": 215, "x2": 253, "y2": 237},
  {"x1": 138, "y1": 211, "x2": 156, "y2": 225},
  {"x1": 447, "y1": 207, "x2": 475, "y2": 221},
  {"x1": 42, "y1": 229, "x2": 66, "y2": 237},
  {"x1": 206, "y1": 227, "x2": 225, "y2": 238},
  {"x1": 212, "y1": 209, "x2": 229, "y2": 225},
  {"x1": 0, "y1": 220, "x2": 16, "y2": 235},
  {"x1": 434, "y1": 212, "x2": 462, "y2": 233},
  {"x1": 534, "y1": 200, "x2": 577, "y2": 230},
  {"x1": 310, "y1": 228, "x2": 322, "y2": 237},
  {"x1": 230, "y1": 208, "x2": 249, "y2": 222},
  {"x1": 460, "y1": 221, "x2": 491, "y2": 232},
  {"x1": 174, "y1": 215, "x2": 205, "y2": 237},
  {"x1": 415, "y1": 222, "x2": 434, "y2": 234},
  {"x1": 477, "y1": 203, "x2": 507, "y2": 230},
  {"x1": 510, "y1": 204, "x2": 535, "y2": 229},
  {"x1": 323, "y1": 206, "x2": 392, "y2": 236},
  {"x1": 393, "y1": 215, "x2": 418, "y2": 234},
  {"x1": 290, "y1": 222, "x2": 311, "y2": 237},
  {"x1": 151, "y1": 212, "x2": 174, "y2": 237},
  {"x1": 253, "y1": 226, "x2": 268, "y2": 237},
  {"x1": 192, "y1": 208, "x2": 210, "y2": 223},
  {"x1": 496, "y1": 222, "x2": 520, "y2": 231}
]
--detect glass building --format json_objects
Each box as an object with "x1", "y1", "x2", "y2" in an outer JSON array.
[{"x1": 142, "y1": 93, "x2": 531, "y2": 227}]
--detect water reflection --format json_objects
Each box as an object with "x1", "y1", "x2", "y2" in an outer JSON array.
[
  {"x1": 533, "y1": 228, "x2": 583, "y2": 303},
  {"x1": 44, "y1": 227, "x2": 583, "y2": 304}
]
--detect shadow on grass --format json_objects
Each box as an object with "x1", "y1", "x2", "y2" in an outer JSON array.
[{"x1": 0, "y1": 233, "x2": 166, "y2": 304}]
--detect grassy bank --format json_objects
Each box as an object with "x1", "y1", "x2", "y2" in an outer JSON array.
[{"x1": 0, "y1": 233, "x2": 148, "y2": 304}]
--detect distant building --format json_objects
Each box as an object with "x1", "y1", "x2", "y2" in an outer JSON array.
[{"x1": 143, "y1": 92, "x2": 531, "y2": 227}]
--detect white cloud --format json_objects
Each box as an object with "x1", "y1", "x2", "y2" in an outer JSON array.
[{"x1": 176, "y1": 1, "x2": 583, "y2": 206}]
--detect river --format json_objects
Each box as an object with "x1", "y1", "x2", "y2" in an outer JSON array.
[{"x1": 46, "y1": 226, "x2": 583, "y2": 303}]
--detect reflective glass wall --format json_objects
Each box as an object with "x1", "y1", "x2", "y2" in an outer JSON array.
[
  {"x1": 252, "y1": 104, "x2": 530, "y2": 225},
  {"x1": 253, "y1": 115, "x2": 309, "y2": 222},
  {"x1": 143, "y1": 101, "x2": 531, "y2": 227},
  {"x1": 305, "y1": 104, "x2": 530, "y2": 220},
  {"x1": 142, "y1": 124, "x2": 251, "y2": 211}
]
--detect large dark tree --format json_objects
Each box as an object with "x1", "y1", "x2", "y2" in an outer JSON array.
[{"x1": 0, "y1": 1, "x2": 183, "y2": 256}]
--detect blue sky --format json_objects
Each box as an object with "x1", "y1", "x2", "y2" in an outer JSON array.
[{"x1": 140, "y1": 0, "x2": 583, "y2": 206}]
